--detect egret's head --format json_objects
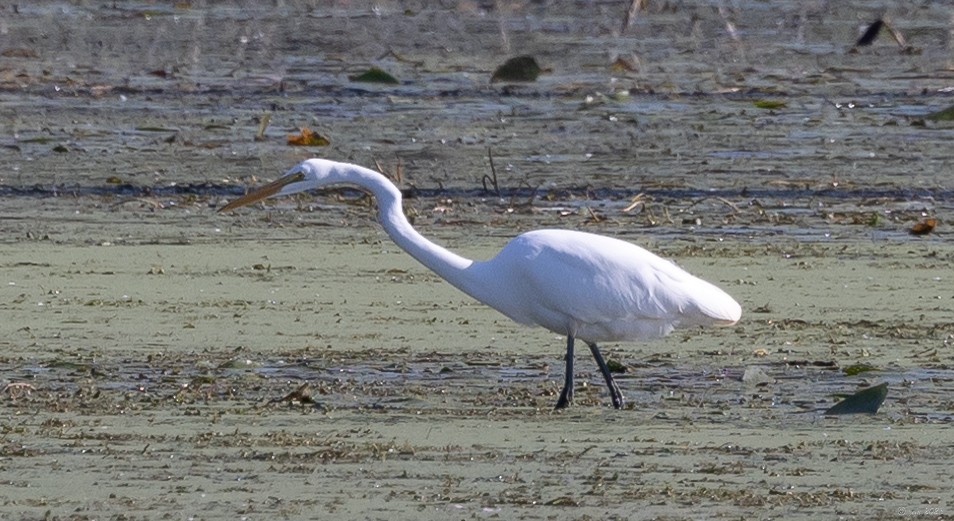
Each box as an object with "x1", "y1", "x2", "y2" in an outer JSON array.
[{"x1": 218, "y1": 159, "x2": 333, "y2": 212}]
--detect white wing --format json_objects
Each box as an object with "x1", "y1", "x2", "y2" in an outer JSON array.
[{"x1": 472, "y1": 230, "x2": 740, "y2": 342}]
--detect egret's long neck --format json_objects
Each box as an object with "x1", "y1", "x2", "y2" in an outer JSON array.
[{"x1": 338, "y1": 165, "x2": 479, "y2": 295}]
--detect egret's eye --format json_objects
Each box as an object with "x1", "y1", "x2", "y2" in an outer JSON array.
[{"x1": 288, "y1": 172, "x2": 306, "y2": 183}]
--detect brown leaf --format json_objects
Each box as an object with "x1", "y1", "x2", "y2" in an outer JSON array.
[
  {"x1": 909, "y1": 217, "x2": 937, "y2": 236},
  {"x1": 287, "y1": 127, "x2": 330, "y2": 147}
]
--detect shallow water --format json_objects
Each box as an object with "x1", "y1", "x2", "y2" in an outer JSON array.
[{"x1": 2, "y1": 1, "x2": 954, "y2": 520}]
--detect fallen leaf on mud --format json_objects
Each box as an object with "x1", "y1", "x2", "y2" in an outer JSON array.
[
  {"x1": 854, "y1": 19, "x2": 884, "y2": 47},
  {"x1": 824, "y1": 382, "x2": 888, "y2": 415},
  {"x1": 349, "y1": 67, "x2": 399, "y2": 84},
  {"x1": 842, "y1": 363, "x2": 877, "y2": 376},
  {"x1": 491, "y1": 56, "x2": 542, "y2": 83},
  {"x1": 851, "y1": 18, "x2": 913, "y2": 53},
  {"x1": 753, "y1": 99, "x2": 786, "y2": 109},
  {"x1": 287, "y1": 127, "x2": 330, "y2": 146},
  {"x1": 909, "y1": 217, "x2": 937, "y2": 236},
  {"x1": 925, "y1": 105, "x2": 954, "y2": 121}
]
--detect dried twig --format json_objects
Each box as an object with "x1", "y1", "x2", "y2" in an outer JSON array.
[
  {"x1": 851, "y1": 18, "x2": 911, "y2": 52},
  {"x1": 482, "y1": 147, "x2": 501, "y2": 197},
  {"x1": 585, "y1": 206, "x2": 603, "y2": 223},
  {"x1": 718, "y1": 5, "x2": 741, "y2": 44},
  {"x1": 374, "y1": 158, "x2": 404, "y2": 185},
  {"x1": 255, "y1": 113, "x2": 271, "y2": 142},
  {"x1": 2, "y1": 382, "x2": 35, "y2": 399},
  {"x1": 883, "y1": 19, "x2": 909, "y2": 49},
  {"x1": 620, "y1": 0, "x2": 648, "y2": 34},
  {"x1": 623, "y1": 192, "x2": 649, "y2": 212},
  {"x1": 686, "y1": 196, "x2": 742, "y2": 214}
]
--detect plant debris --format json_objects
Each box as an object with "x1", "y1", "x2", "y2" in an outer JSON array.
[
  {"x1": 349, "y1": 66, "x2": 399, "y2": 84},
  {"x1": 287, "y1": 127, "x2": 330, "y2": 146},
  {"x1": 824, "y1": 382, "x2": 888, "y2": 415},
  {"x1": 854, "y1": 19, "x2": 884, "y2": 47},
  {"x1": 753, "y1": 100, "x2": 786, "y2": 110},
  {"x1": 842, "y1": 363, "x2": 877, "y2": 376},
  {"x1": 925, "y1": 105, "x2": 954, "y2": 121},
  {"x1": 851, "y1": 18, "x2": 914, "y2": 53},
  {"x1": 491, "y1": 56, "x2": 543, "y2": 83},
  {"x1": 909, "y1": 217, "x2": 937, "y2": 236}
]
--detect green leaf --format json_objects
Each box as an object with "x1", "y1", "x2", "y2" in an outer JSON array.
[
  {"x1": 349, "y1": 67, "x2": 399, "y2": 84},
  {"x1": 843, "y1": 363, "x2": 877, "y2": 376},
  {"x1": 753, "y1": 99, "x2": 786, "y2": 110},
  {"x1": 925, "y1": 104, "x2": 954, "y2": 121},
  {"x1": 824, "y1": 382, "x2": 888, "y2": 415}
]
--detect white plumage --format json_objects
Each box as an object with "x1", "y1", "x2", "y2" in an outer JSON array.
[{"x1": 220, "y1": 158, "x2": 741, "y2": 409}]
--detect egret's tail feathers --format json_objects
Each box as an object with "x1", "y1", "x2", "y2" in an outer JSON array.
[{"x1": 693, "y1": 284, "x2": 742, "y2": 326}]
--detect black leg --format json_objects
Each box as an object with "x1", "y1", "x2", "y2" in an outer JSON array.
[
  {"x1": 587, "y1": 342, "x2": 624, "y2": 409},
  {"x1": 555, "y1": 335, "x2": 575, "y2": 409}
]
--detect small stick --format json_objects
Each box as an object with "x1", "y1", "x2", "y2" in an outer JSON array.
[
  {"x1": 620, "y1": 0, "x2": 647, "y2": 34},
  {"x1": 255, "y1": 113, "x2": 271, "y2": 142},
  {"x1": 482, "y1": 147, "x2": 501, "y2": 197}
]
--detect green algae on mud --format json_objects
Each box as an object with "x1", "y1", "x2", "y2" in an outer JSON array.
[{"x1": 2, "y1": 214, "x2": 954, "y2": 519}]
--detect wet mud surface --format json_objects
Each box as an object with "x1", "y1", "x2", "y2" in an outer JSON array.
[{"x1": 2, "y1": 2, "x2": 954, "y2": 520}]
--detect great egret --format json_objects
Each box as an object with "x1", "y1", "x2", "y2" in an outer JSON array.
[{"x1": 219, "y1": 159, "x2": 742, "y2": 409}]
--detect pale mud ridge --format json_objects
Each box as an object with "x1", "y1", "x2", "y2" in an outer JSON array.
[{"x1": 2, "y1": 2, "x2": 954, "y2": 520}]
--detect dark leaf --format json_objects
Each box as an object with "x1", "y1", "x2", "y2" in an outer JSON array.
[
  {"x1": 491, "y1": 56, "x2": 542, "y2": 83},
  {"x1": 855, "y1": 19, "x2": 884, "y2": 47},
  {"x1": 753, "y1": 100, "x2": 786, "y2": 110},
  {"x1": 348, "y1": 67, "x2": 399, "y2": 84},
  {"x1": 824, "y1": 382, "x2": 888, "y2": 415}
]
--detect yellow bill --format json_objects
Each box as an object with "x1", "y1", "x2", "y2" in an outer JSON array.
[{"x1": 218, "y1": 172, "x2": 304, "y2": 213}]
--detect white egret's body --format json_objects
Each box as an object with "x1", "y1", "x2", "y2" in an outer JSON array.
[{"x1": 220, "y1": 159, "x2": 741, "y2": 408}]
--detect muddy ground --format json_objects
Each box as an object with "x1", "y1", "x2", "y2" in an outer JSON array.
[{"x1": 1, "y1": 2, "x2": 953, "y2": 520}]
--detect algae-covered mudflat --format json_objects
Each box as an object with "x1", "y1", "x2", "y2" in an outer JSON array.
[{"x1": 2, "y1": 2, "x2": 953, "y2": 520}]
